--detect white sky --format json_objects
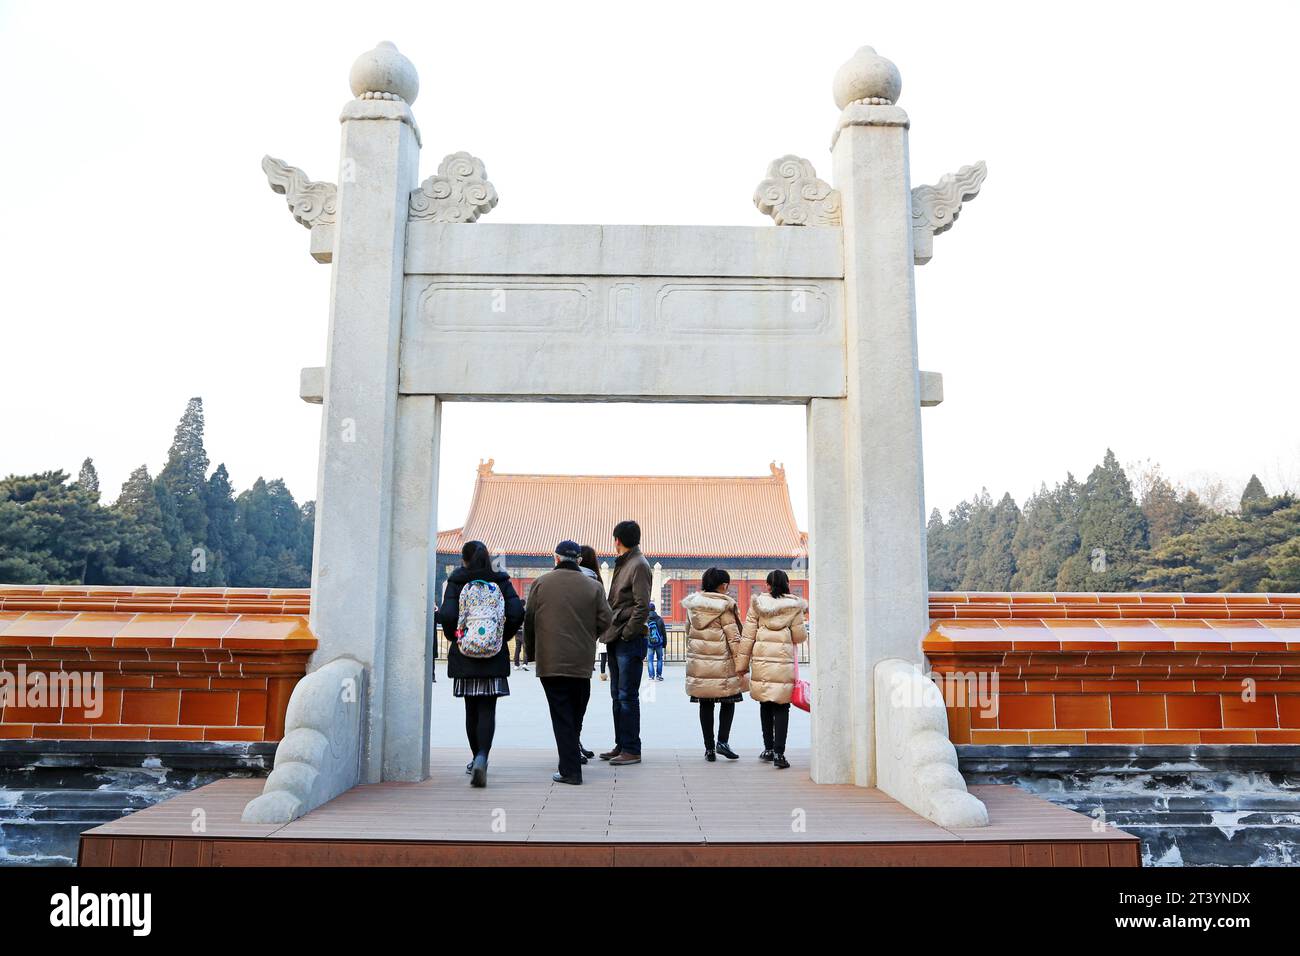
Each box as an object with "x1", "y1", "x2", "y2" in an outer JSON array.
[{"x1": 2, "y1": 0, "x2": 1298, "y2": 533}]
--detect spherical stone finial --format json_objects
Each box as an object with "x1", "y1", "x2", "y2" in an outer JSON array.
[
  {"x1": 349, "y1": 41, "x2": 419, "y2": 104},
  {"x1": 833, "y1": 46, "x2": 902, "y2": 109}
]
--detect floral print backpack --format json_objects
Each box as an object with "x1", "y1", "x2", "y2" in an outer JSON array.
[{"x1": 456, "y1": 579, "x2": 505, "y2": 658}]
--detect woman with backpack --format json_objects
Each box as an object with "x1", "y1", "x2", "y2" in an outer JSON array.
[
  {"x1": 681, "y1": 568, "x2": 746, "y2": 761},
  {"x1": 437, "y1": 540, "x2": 524, "y2": 787},
  {"x1": 736, "y1": 569, "x2": 808, "y2": 770}
]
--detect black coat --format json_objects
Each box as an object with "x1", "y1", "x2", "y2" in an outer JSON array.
[{"x1": 437, "y1": 567, "x2": 525, "y2": 680}]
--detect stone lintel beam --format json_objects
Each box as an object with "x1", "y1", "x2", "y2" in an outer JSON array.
[
  {"x1": 919, "y1": 370, "x2": 943, "y2": 407},
  {"x1": 310, "y1": 224, "x2": 334, "y2": 263},
  {"x1": 300, "y1": 366, "x2": 325, "y2": 404}
]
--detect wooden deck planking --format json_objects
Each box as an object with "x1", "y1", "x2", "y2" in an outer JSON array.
[{"x1": 80, "y1": 748, "x2": 1140, "y2": 866}]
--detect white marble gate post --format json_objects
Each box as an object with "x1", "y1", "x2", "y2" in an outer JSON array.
[
  {"x1": 830, "y1": 49, "x2": 932, "y2": 787},
  {"x1": 309, "y1": 43, "x2": 423, "y2": 783},
  {"x1": 807, "y1": 398, "x2": 853, "y2": 784}
]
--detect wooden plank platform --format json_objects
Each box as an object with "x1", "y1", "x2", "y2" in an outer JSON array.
[{"x1": 79, "y1": 748, "x2": 1139, "y2": 866}]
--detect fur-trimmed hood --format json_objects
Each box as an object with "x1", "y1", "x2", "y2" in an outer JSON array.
[
  {"x1": 750, "y1": 591, "x2": 807, "y2": 627},
  {"x1": 682, "y1": 589, "x2": 737, "y2": 628}
]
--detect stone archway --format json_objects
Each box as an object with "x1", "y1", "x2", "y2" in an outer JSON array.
[{"x1": 245, "y1": 41, "x2": 989, "y2": 829}]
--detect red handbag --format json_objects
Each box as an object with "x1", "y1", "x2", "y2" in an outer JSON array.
[{"x1": 790, "y1": 645, "x2": 811, "y2": 712}]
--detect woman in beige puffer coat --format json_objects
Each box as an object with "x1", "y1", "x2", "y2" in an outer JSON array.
[
  {"x1": 681, "y1": 568, "x2": 745, "y2": 761},
  {"x1": 736, "y1": 569, "x2": 807, "y2": 769}
]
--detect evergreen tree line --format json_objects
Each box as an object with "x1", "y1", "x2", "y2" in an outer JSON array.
[
  {"x1": 928, "y1": 450, "x2": 1300, "y2": 593},
  {"x1": 0, "y1": 398, "x2": 314, "y2": 587}
]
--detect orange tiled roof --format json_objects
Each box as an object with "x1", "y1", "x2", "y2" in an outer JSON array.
[{"x1": 438, "y1": 461, "x2": 806, "y2": 559}]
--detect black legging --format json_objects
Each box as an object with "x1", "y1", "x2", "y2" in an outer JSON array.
[
  {"x1": 698, "y1": 699, "x2": 735, "y2": 750},
  {"x1": 759, "y1": 701, "x2": 790, "y2": 755},
  {"x1": 464, "y1": 696, "x2": 498, "y2": 757}
]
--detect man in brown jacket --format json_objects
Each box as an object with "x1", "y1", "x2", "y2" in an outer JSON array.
[
  {"x1": 599, "y1": 520, "x2": 652, "y2": 765},
  {"x1": 525, "y1": 539, "x2": 612, "y2": 784}
]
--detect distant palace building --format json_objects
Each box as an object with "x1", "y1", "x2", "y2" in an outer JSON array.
[{"x1": 435, "y1": 460, "x2": 808, "y2": 626}]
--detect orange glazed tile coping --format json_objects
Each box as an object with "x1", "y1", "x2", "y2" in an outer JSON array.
[
  {"x1": 0, "y1": 593, "x2": 316, "y2": 652},
  {"x1": 0, "y1": 585, "x2": 311, "y2": 615},
  {"x1": 926, "y1": 593, "x2": 1300, "y2": 654},
  {"x1": 930, "y1": 591, "x2": 1300, "y2": 621},
  {"x1": 0, "y1": 612, "x2": 316, "y2": 650}
]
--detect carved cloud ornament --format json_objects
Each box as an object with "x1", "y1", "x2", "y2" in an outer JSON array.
[
  {"x1": 408, "y1": 152, "x2": 498, "y2": 223},
  {"x1": 261, "y1": 156, "x2": 337, "y2": 229},
  {"x1": 911, "y1": 160, "x2": 987, "y2": 264},
  {"x1": 754, "y1": 155, "x2": 842, "y2": 226}
]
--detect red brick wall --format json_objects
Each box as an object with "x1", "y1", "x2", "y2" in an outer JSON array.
[
  {"x1": 0, "y1": 587, "x2": 313, "y2": 743},
  {"x1": 926, "y1": 593, "x2": 1300, "y2": 744},
  {"x1": 11, "y1": 586, "x2": 1295, "y2": 746}
]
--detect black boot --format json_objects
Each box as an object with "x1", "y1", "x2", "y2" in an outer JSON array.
[
  {"x1": 773, "y1": 752, "x2": 790, "y2": 770},
  {"x1": 579, "y1": 743, "x2": 595, "y2": 760},
  {"x1": 715, "y1": 741, "x2": 739, "y2": 760},
  {"x1": 759, "y1": 749, "x2": 774, "y2": 762},
  {"x1": 705, "y1": 748, "x2": 716, "y2": 762},
  {"x1": 470, "y1": 752, "x2": 488, "y2": 787}
]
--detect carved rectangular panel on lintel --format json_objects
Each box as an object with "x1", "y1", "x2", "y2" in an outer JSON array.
[
  {"x1": 404, "y1": 222, "x2": 844, "y2": 279},
  {"x1": 398, "y1": 275, "x2": 847, "y2": 402}
]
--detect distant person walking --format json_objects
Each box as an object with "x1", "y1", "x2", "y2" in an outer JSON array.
[
  {"x1": 525, "y1": 540, "x2": 612, "y2": 785},
  {"x1": 437, "y1": 540, "x2": 524, "y2": 788},
  {"x1": 736, "y1": 570, "x2": 808, "y2": 770},
  {"x1": 645, "y1": 602, "x2": 667, "y2": 681},
  {"x1": 599, "y1": 520, "x2": 651, "y2": 766},
  {"x1": 579, "y1": 545, "x2": 608, "y2": 682},
  {"x1": 681, "y1": 569, "x2": 745, "y2": 761},
  {"x1": 513, "y1": 621, "x2": 529, "y2": 671}
]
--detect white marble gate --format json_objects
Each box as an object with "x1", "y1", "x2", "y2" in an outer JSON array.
[{"x1": 244, "y1": 42, "x2": 990, "y2": 829}]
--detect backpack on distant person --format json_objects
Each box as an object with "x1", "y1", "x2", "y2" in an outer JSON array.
[
  {"x1": 457, "y1": 579, "x2": 505, "y2": 658},
  {"x1": 647, "y1": 618, "x2": 665, "y2": 648}
]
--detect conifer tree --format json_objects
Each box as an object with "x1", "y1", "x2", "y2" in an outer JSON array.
[
  {"x1": 968, "y1": 492, "x2": 1021, "y2": 589},
  {"x1": 1240, "y1": 474, "x2": 1269, "y2": 513},
  {"x1": 957, "y1": 489, "x2": 996, "y2": 591},
  {"x1": 1011, "y1": 481, "x2": 1081, "y2": 590},
  {"x1": 202, "y1": 463, "x2": 240, "y2": 586},
  {"x1": 106, "y1": 466, "x2": 175, "y2": 584},
  {"x1": 296, "y1": 500, "x2": 315, "y2": 580},
  {"x1": 926, "y1": 508, "x2": 957, "y2": 590},
  {"x1": 1057, "y1": 450, "x2": 1148, "y2": 590},
  {"x1": 0, "y1": 472, "x2": 116, "y2": 583},
  {"x1": 75, "y1": 458, "x2": 100, "y2": 498},
  {"x1": 158, "y1": 398, "x2": 210, "y2": 581},
  {"x1": 1141, "y1": 473, "x2": 1212, "y2": 547},
  {"x1": 233, "y1": 478, "x2": 310, "y2": 587}
]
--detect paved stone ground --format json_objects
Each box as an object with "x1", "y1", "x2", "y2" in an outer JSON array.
[{"x1": 431, "y1": 660, "x2": 811, "y2": 756}]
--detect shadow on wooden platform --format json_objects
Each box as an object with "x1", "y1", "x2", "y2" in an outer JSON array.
[{"x1": 79, "y1": 748, "x2": 1139, "y2": 867}]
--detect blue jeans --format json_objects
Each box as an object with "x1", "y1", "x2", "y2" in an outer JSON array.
[
  {"x1": 647, "y1": 645, "x2": 664, "y2": 679},
  {"x1": 607, "y1": 645, "x2": 643, "y2": 755}
]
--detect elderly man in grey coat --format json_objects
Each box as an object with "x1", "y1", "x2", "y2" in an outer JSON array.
[{"x1": 525, "y1": 539, "x2": 612, "y2": 784}]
